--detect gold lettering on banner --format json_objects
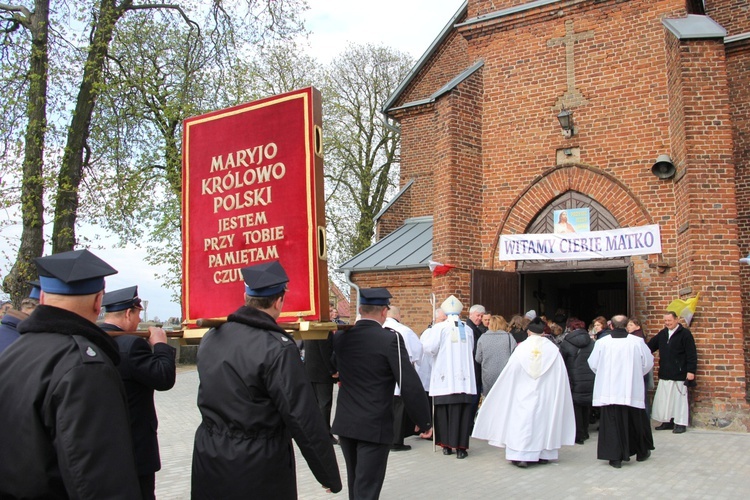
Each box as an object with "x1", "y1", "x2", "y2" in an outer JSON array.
[{"x1": 201, "y1": 141, "x2": 290, "y2": 283}]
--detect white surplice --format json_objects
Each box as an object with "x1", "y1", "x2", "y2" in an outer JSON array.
[
  {"x1": 384, "y1": 317, "x2": 423, "y2": 396},
  {"x1": 472, "y1": 335, "x2": 575, "y2": 461},
  {"x1": 588, "y1": 333, "x2": 654, "y2": 409},
  {"x1": 422, "y1": 315, "x2": 476, "y2": 397}
]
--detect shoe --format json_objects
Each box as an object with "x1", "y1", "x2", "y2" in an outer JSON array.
[
  {"x1": 609, "y1": 460, "x2": 622, "y2": 469},
  {"x1": 391, "y1": 444, "x2": 411, "y2": 451},
  {"x1": 637, "y1": 450, "x2": 651, "y2": 462},
  {"x1": 456, "y1": 449, "x2": 468, "y2": 459},
  {"x1": 442, "y1": 447, "x2": 453, "y2": 456},
  {"x1": 514, "y1": 461, "x2": 529, "y2": 468},
  {"x1": 672, "y1": 424, "x2": 686, "y2": 434},
  {"x1": 538, "y1": 459, "x2": 549, "y2": 464},
  {"x1": 575, "y1": 438, "x2": 585, "y2": 445},
  {"x1": 655, "y1": 421, "x2": 674, "y2": 431}
]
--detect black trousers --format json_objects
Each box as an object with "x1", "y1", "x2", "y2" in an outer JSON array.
[
  {"x1": 573, "y1": 403, "x2": 591, "y2": 441},
  {"x1": 311, "y1": 382, "x2": 334, "y2": 432},
  {"x1": 338, "y1": 437, "x2": 390, "y2": 500},
  {"x1": 392, "y1": 396, "x2": 417, "y2": 445},
  {"x1": 597, "y1": 405, "x2": 654, "y2": 461},
  {"x1": 139, "y1": 473, "x2": 155, "y2": 500}
]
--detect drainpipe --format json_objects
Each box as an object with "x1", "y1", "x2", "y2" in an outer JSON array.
[
  {"x1": 344, "y1": 270, "x2": 360, "y2": 319},
  {"x1": 381, "y1": 112, "x2": 400, "y2": 134}
]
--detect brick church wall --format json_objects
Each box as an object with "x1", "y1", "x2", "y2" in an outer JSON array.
[
  {"x1": 706, "y1": 0, "x2": 750, "y2": 34},
  {"x1": 375, "y1": 0, "x2": 750, "y2": 428},
  {"x1": 350, "y1": 269, "x2": 434, "y2": 332},
  {"x1": 727, "y1": 38, "x2": 750, "y2": 401}
]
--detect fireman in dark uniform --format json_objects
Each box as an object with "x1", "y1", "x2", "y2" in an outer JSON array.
[
  {"x1": 191, "y1": 260, "x2": 341, "y2": 499},
  {"x1": 0, "y1": 249, "x2": 141, "y2": 499},
  {"x1": 332, "y1": 288, "x2": 431, "y2": 500},
  {"x1": 99, "y1": 285, "x2": 176, "y2": 499}
]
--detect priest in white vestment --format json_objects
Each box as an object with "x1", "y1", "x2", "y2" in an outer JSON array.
[
  {"x1": 472, "y1": 318, "x2": 575, "y2": 467},
  {"x1": 588, "y1": 315, "x2": 654, "y2": 468},
  {"x1": 422, "y1": 296, "x2": 476, "y2": 459}
]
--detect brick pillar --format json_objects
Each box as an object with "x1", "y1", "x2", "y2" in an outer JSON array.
[
  {"x1": 727, "y1": 38, "x2": 750, "y2": 403},
  {"x1": 432, "y1": 70, "x2": 484, "y2": 306},
  {"x1": 666, "y1": 31, "x2": 749, "y2": 429}
]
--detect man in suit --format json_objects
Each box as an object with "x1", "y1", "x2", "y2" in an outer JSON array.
[
  {"x1": 648, "y1": 311, "x2": 697, "y2": 434},
  {"x1": 332, "y1": 288, "x2": 431, "y2": 500},
  {"x1": 99, "y1": 286, "x2": 176, "y2": 499}
]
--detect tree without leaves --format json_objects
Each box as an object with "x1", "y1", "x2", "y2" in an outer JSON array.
[{"x1": 322, "y1": 43, "x2": 413, "y2": 263}]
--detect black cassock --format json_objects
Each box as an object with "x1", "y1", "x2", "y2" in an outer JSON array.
[{"x1": 597, "y1": 404, "x2": 654, "y2": 461}]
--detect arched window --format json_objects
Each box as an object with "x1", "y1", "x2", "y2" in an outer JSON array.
[{"x1": 525, "y1": 191, "x2": 619, "y2": 234}]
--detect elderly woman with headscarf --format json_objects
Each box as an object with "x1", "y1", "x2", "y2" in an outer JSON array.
[{"x1": 475, "y1": 315, "x2": 517, "y2": 397}]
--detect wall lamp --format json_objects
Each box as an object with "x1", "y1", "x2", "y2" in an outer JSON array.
[{"x1": 557, "y1": 109, "x2": 575, "y2": 138}]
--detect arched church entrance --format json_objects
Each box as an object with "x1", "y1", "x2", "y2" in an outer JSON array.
[{"x1": 473, "y1": 190, "x2": 634, "y2": 326}]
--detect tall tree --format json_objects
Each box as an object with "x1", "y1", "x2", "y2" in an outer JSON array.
[
  {"x1": 0, "y1": 0, "x2": 307, "y2": 303},
  {"x1": 322, "y1": 43, "x2": 413, "y2": 262},
  {"x1": 0, "y1": 0, "x2": 49, "y2": 304},
  {"x1": 82, "y1": 10, "x2": 310, "y2": 300}
]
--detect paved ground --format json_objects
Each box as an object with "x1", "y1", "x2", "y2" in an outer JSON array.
[{"x1": 156, "y1": 367, "x2": 750, "y2": 499}]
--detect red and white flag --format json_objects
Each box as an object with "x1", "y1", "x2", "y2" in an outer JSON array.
[{"x1": 429, "y1": 260, "x2": 455, "y2": 277}]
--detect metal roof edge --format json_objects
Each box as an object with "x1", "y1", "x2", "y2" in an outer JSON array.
[
  {"x1": 387, "y1": 97, "x2": 435, "y2": 113},
  {"x1": 336, "y1": 263, "x2": 431, "y2": 273},
  {"x1": 725, "y1": 32, "x2": 750, "y2": 44},
  {"x1": 662, "y1": 14, "x2": 727, "y2": 40},
  {"x1": 430, "y1": 59, "x2": 484, "y2": 101},
  {"x1": 374, "y1": 179, "x2": 415, "y2": 222},
  {"x1": 455, "y1": 0, "x2": 563, "y2": 28},
  {"x1": 383, "y1": 1, "x2": 469, "y2": 114}
]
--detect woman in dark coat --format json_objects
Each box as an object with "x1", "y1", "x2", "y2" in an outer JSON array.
[{"x1": 560, "y1": 318, "x2": 595, "y2": 444}]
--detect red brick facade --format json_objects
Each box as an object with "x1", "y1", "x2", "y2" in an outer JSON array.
[{"x1": 351, "y1": 0, "x2": 750, "y2": 429}]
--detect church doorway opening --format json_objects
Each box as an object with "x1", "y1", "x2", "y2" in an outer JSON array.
[{"x1": 520, "y1": 268, "x2": 628, "y2": 326}]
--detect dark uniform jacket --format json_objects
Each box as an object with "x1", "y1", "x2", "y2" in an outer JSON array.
[
  {"x1": 191, "y1": 306, "x2": 341, "y2": 499},
  {"x1": 647, "y1": 324, "x2": 697, "y2": 381},
  {"x1": 560, "y1": 328, "x2": 596, "y2": 406},
  {"x1": 99, "y1": 323, "x2": 176, "y2": 476},
  {"x1": 466, "y1": 319, "x2": 484, "y2": 391},
  {"x1": 304, "y1": 333, "x2": 337, "y2": 384},
  {"x1": 0, "y1": 305, "x2": 140, "y2": 499},
  {"x1": 332, "y1": 318, "x2": 431, "y2": 444},
  {"x1": 0, "y1": 310, "x2": 26, "y2": 354}
]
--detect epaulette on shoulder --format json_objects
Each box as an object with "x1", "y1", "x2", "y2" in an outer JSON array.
[
  {"x1": 72, "y1": 335, "x2": 107, "y2": 364},
  {"x1": 267, "y1": 329, "x2": 296, "y2": 348}
]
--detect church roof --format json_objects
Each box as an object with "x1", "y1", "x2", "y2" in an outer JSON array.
[
  {"x1": 374, "y1": 179, "x2": 414, "y2": 221},
  {"x1": 388, "y1": 60, "x2": 484, "y2": 112},
  {"x1": 337, "y1": 216, "x2": 432, "y2": 272},
  {"x1": 383, "y1": 1, "x2": 468, "y2": 113}
]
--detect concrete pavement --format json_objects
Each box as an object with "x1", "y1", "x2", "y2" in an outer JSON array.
[{"x1": 155, "y1": 368, "x2": 750, "y2": 499}]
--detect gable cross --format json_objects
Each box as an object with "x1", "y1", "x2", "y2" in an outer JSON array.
[{"x1": 548, "y1": 20, "x2": 594, "y2": 109}]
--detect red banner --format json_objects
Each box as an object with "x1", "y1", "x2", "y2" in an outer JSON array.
[{"x1": 182, "y1": 87, "x2": 328, "y2": 324}]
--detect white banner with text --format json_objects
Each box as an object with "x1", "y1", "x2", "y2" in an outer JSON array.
[{"x1": 499, "y1": 224, "x2": 662, "y2": 261}]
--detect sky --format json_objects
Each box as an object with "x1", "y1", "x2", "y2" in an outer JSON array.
[{"x1": 0, "y1": 0, "x2": 464, "y2": 320}]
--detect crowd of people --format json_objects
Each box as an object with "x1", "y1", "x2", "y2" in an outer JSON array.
[{"x1": 0, "y1": 252, "x2": 698, "y2": 498}]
